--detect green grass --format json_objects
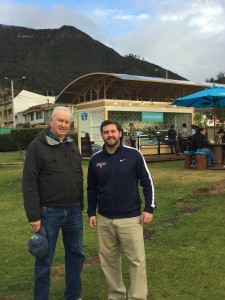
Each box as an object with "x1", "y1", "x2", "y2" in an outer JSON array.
[
  {"x1": 1, "y1": 153, "x2": 225, "y2": 299},
  {"x1": 0, "y1": 151, "x2": 23, "y2": 163}
]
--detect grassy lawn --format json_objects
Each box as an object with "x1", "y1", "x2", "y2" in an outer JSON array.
[
  {"x1": 0, "y1": 151, "x2": 23, "y2": 163},
  {"x1": 1, "y1": 152, "x2": 225, "y2": 299}
]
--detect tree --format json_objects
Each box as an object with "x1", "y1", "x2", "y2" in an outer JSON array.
[
  {"x1": 194, "y1": 111, "x2": 209, "y2": 128},
  {"x1": 195, "y1": 107, "x2": 225, "y2": 131},
  {"x1": 206, "y1": 71, "x2": 225, "y2": 84},
  {"x1": 213, "y1": 106, "x2": 225, "y2": 129},
  {"x1": 204, "y1": 71, "x2": 225, "y2": 128}
]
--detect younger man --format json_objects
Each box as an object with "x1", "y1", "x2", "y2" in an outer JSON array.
[{"x1": 87, "y1": 120, "x2": 155, "y2": 300}]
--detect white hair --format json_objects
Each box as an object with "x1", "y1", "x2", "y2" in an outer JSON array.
[{"x1": 52, "y1": 106, "x2": 72, "y2": 118}]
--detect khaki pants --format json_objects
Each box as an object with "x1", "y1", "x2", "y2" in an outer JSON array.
[{"x1": 97, "y1": 214, "x2": 148, "y2": 300}]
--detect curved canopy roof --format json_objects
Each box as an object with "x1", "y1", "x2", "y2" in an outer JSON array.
[{"x1": 56, "y1": 72, "x2": 210, "y2": 105}]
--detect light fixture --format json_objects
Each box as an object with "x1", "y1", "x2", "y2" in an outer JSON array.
[{"x1": 112, "y1": 97, "x2": 117, "y2": 105}]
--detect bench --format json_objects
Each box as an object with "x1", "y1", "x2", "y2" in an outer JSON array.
[{"x1": 195, "y1": 151, "x2": 207, "y2": 170}]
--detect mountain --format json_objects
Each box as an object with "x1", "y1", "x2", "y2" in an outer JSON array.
[{"x1": 0, "y1": 24, "x2": 186, "y2": 96}]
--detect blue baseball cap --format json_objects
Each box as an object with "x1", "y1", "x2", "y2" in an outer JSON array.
[{"x1": 28, "y1": 225, "x2": 48, "y2": 258}]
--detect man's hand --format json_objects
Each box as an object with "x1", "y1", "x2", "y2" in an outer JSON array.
[
  {"x1": 30, "y1": 220, "x2": 41, "y2": 232},
  {"x1": 141, "y1": 212, "x2": 153, "y2": 224},
  {"x1": 89, "y1": 216, "x2": 97, "y2": 228}
]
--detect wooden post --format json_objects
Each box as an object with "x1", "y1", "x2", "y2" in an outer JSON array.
[
  {"x1": 196, "y1": 154, "x2": 206, "y2": 170},
  {"x1": 184, "y1": 155, "x2": 192, "y2": 169}
]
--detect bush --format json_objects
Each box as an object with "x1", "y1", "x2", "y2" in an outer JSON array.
[
  {"x1": 10, "y1": 128, "x2": 43, "y2": 150},
  {"x1": 0, "y1": 128, "x2": 78, "y2": 152},
  {"x1": 0, "y1": 133, "x2": 18, "y2": 151}
]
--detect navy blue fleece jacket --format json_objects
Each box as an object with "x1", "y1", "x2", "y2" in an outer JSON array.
[{"x1": 87, "y1": 144, "x2": 155, "y2": 219}]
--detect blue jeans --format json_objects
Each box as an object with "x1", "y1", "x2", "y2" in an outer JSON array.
[
  {"x1": 197, "y1": 148, "x2": 215, "y2": 166},
  {"x1": 34, "y1": 202, "x2": 84, "y2": 300}
]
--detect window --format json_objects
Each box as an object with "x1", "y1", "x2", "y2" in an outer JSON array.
[{"x1": 36, "y1": 111, "x2": 43, "y2": 120}]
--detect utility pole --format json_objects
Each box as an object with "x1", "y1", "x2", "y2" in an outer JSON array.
[
  {"x1": 165, "y1": 70, "x2": 168, "y2": 79},
  {"x1": 155, "y1": 69, "x2": 168, "y2": 79},
  {"x1": 5, "y1": 76, "x2": 26, "y2": 128}
]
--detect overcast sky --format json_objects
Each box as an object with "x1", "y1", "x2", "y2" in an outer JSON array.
[{"x1": 1, "y1": 0, "x2": 224, "y2": 82}]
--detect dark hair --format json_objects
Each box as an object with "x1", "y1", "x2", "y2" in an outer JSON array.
[
  {"x1": 217, "y1": 128, "x2": 225, "y2": 134},
  {"x1": 194, "y1": 125, "x2": 200, "y2": 133},
  {"x1": 199, "y1": 127, "x2": 205, "y2": 133},
  {"x1": 182, "y1": 123, "x2": 186, "y2": 127},
  {"x1": 100, "y1": 120, "x2": 122, "y2": 133}
]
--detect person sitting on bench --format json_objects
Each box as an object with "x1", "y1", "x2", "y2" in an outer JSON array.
[{"x1": 193, "y1": 128, "x2": 217, "y2": 167}]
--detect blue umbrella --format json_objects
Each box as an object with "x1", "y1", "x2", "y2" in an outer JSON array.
[
  {"x1": 172, "y1": 86, "x2": 225, "y2": 138},
  {"x1": 172, "y1": 86, "x2": 225, "y2": 108}
]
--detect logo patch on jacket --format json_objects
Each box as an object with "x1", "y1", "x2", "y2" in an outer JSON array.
[
  {"x1": 120, "y1": 159, "x2": 126, "y2": 162},
  {"x1": 96, "y1": 162, "x2": 107, "y2": 168}
]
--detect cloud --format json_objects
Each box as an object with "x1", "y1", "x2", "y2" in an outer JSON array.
[
  {"x1": 0, "y1": 0, "x2": 225, "y2": 82},
  {"x1": 115, "y1": 13, "x2": 149, "y2": 21},
  {"x1": 0, "y1": 0, "x2": 96, "y2": 33},
  {"x1": 103, "y1": 0, "x2": 225, "y2": 82},
  {"x1": 92, "y1": 7, "x2": 149, "y2": 21}
]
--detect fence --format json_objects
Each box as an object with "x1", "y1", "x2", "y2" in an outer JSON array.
[{"x1": 0, "y1": 128, "x2": 12, "y2": 133}]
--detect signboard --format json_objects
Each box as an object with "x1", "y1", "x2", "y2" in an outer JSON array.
[
  {"x1": 81, "y1": 112, "x2": 88, "y2": 121},
  {"x1": 141, "y1": 112, "x2": 164, "y2": 122}
]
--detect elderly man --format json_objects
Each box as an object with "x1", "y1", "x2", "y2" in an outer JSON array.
[{"x1": 23, "y1": 106, "x2": 84, "y2": 300}]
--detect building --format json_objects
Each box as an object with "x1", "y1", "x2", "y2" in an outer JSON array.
[
  {"x1": 56, "y1": 72, "x2": 212, "y2": 155},
  {"x1": 0, "y1": 90, "x2": 55, "y2": 128},
  {"x1": 18, "y1": 102, "x2": 55, "y2": 127},
  {"x1": 19, "y1": 102, "x2": 77, "y2": 128}
]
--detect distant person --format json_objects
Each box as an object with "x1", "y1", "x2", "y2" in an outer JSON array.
[
  {"x1": 215, "y1": 129, "x2": 225, "y2": 143},
  {"x1": 167, "y1": 125, "x2": 178, "y2": 154},
  {"x1": 191, "y1": 124, "x2": 196, "y2": 136},
  {"x1": 194, "y1": 127, "x2": 217, "y2": 167},
  {"x1": 179, "y1": 123, "x2": 190, "y2": 153},
  {"x1": 120, "y1": 128, "x2": 124, "y2": 144},
  {"x1": 188, "y1": 125, "x2": 200, "y2": 168},
  {"x1": 188, "y1": 125, "x2": 199, "y2": 150},
  {"x1": 215, "y1": 129, "x2": 225, "y2": 165},
  {"x1": 22, "y1": 106, "x2": 84, "y2": 300},
  {"x1": 87, "y1": 120, "x2": 155, "y2": 300},
  {"x1": 164, "y1": 121, "x2": 169, "y2": 129},
  {"x1": 129, "y1": 122, "x2": 137, "y2": 148}
]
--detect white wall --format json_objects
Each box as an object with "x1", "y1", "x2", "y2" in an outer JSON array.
[{"x1": 14, "y1": 90, "x2": 55, "y2": 115}]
